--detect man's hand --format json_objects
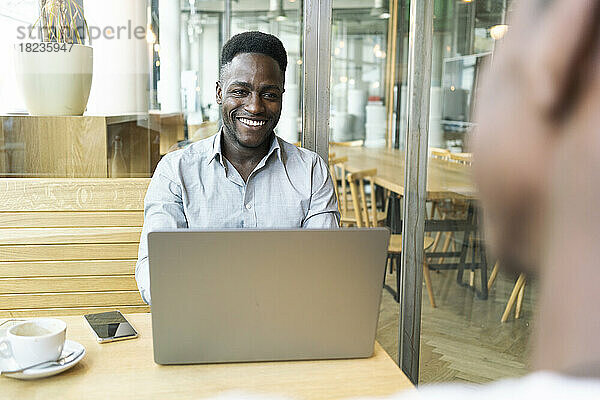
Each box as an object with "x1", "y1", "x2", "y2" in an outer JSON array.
[{"x1": 472, "y1": 0, "x2": 600, "y2": 273}]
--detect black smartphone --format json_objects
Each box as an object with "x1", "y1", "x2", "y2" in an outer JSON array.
[{"x1": 84, "y1": 311, "x2": 138, "y2": 343}]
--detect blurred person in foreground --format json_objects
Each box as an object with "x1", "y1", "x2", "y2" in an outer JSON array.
[{"x1": 210, "y1": 0, "x2": 600, "y2": 398}]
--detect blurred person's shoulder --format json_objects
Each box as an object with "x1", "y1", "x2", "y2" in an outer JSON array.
[{"x1": 377, "y1": 372, "x2": 600, "y2": 400}]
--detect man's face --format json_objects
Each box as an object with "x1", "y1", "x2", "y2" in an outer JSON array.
[{"x1": 216, "y1": 53, "x2": 284, "y2": 148}]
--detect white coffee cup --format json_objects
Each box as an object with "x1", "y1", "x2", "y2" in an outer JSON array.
[{"x1": 0, "y1": 318, "x2": 66, "y2": 368}]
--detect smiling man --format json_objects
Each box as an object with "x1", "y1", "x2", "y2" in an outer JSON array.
[{"x1": 135, "y1": 31, "x2": 340, "y2": 305}]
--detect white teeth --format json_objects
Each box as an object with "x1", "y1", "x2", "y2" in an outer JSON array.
[{"x1": 239, "y1": 118, "x2": 266, "y2": 127}]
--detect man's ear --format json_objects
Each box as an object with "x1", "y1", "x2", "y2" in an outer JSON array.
[{"x1": 216, "y1": 81, "x2": 223, "y2": 104}]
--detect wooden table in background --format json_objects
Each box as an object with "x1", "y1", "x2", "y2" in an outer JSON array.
[
  {"x1": 331, "y1": 145, "x2": 490, "y2": 298},
  {"x1": 2, "y1": 314, "x2": 414, "y2": 399},
  {"x1": 332, "y1": 145, "x2": 476, "y2": 200}
]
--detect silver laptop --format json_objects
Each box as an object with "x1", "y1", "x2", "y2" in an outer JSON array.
[{"x1": 148, "y1": 228, "x2": 390, "y2": 364}]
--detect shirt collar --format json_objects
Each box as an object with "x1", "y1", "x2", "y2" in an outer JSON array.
[
  {"x1": 207, "y1": 129, "x2": 225, "y2": 167},
  {"x1": 208, "y1": 127, "x2": 282, "y2": 167}
]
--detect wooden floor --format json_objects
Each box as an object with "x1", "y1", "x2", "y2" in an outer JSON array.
[{"x1": 376, "y1": 264, "x2": 535, "y2": 384}]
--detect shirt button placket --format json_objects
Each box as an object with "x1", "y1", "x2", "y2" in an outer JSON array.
[
  {"x1": 240, "y1": 187, "x2": 247, "y2": 228},
  {"x1": 244, "y1": 183, "x2": 256, "y2": 227}
]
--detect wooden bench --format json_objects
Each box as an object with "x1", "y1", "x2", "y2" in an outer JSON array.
[{"x1": 0, "y1": 178, "x2": 150, "y2": 317}]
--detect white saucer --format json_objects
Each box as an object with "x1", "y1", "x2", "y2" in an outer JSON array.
[{"x1": 1, "y1": 340, "x2": 86, "y2": 380}]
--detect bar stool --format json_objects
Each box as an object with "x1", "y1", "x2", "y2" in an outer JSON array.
[{"x1": 488, "y1": 262, "x2": 527, "y2": 322}]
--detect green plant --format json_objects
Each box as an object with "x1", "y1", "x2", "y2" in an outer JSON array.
[{"x1": 33, "y1": 0, "x2": 90, "y2": 44}]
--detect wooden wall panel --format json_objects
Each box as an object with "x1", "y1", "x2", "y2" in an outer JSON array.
[
  {"x1": 0, "y1": 244, "x2": 139, "y2": 262},
  {"x1": 0, "y1": 211, "x2": 144, "y2": 228},
  {"x1": 0, "y1": 178, "x2": 150, "y2": 314},
  {"x1": 0, "y1": 291, "x2": 146, "y2": 309},
  {"x1": 0, "y1": 120, "x2": 6, "y2": 174},
  {"x1": 0, "y1": 227, "x2": 142, "y2": 245},
  {"x1": 0, "y1": 276, "x2": 139, "y2": 294},
  {"x1": 0, "y1": 260, "x2": 136, "y2": 278},
  {"x1": 0, "y1": 178, "x2": 150, "y2": 211}
]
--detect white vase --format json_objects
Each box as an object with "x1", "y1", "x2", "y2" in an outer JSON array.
[{"x1": 13, "y1": 44, "x2": 93, "y2": 116}]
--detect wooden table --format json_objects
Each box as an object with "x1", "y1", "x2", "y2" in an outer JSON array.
[
  {"x1": 2, "y1": 314, "x2": 414, "y2": 399},
  {"x1": 332, "y1": 145, "x2": 476, "y2": 200},
  {"x1": 332, "y1": 145, "x2": 488, "y2": 297}
]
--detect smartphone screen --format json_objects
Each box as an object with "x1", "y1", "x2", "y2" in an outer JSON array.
[{"x1": 84, "y1": 311, "x2": 138, "y2": 343}]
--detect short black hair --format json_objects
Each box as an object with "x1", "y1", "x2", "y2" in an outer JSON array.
[{"x1": 220, "y1": 31, "x2": 287, "y2": 78}]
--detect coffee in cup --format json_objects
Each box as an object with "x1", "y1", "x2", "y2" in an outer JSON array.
[{"x1": 0, "y1": 318, "x2": 66, "y2": 369}]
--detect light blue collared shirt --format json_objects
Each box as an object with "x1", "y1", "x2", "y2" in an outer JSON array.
[{"x1": 135, "y1": 130, "x2": 340, "y2": 304}]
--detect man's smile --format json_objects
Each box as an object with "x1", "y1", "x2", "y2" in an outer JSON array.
[{"x1": 237, "y1": 117, "x2": 267, "y2": 128}]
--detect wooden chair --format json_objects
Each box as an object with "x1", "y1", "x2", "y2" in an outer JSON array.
[
  {"x1": 429, "y1": 147, "x2": 451, "y2": 160},
  {"x1": 0, "y1": 178, "x2": 151, "y2": 317},
  {"x1": 346, "y1": 169, "x2": 436, "y2": 307},
  {"x1": 488, "y1": 262, "x2": 527, "y2": 322},
  {"x1": 427, "y1": 148, "x2": 451, "y2": 247},
  {"x1": 328, "y1": 156, "x2": 348, "y2": 213},
  {"x1": 427, "y1": 150, "x2": 471, "y2": 275},
  {"x1": 449, "y1": 152, "x2": 473, "y2": 165},
  {"x1": 329, "y1": 157, "x2": 386, "y2": 227}
]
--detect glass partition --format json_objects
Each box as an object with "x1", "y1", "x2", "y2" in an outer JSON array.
[
  {"x1": 327, "y1": 0, "x2": 412, "y2": 367},
  {"x1": 419, "y1": 0, "x2": 534, "y2": 384}
]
